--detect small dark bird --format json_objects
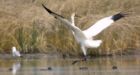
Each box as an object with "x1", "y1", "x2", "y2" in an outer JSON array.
[{"x1": 112, "y1": 65, "x2": 118, "y2": 70}]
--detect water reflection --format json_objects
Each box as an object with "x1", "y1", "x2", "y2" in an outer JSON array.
[
  {"x1": 0, "y1": 54, "x2": 139, "y2": 75},
  {"x1": 10, "y1": 61, "x2": 21, "y2": 75}
]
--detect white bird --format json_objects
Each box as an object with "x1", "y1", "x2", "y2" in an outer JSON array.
[
  {"x1": 12, "y1": 47, "x2": 21, "y2": 57},
  {"x1": 42, "y1": 4, "x2": 126, "y2": 60}
]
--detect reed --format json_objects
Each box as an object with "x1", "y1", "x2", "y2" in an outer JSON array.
[{"x1": 0, "y1": 0, "x2": 140, "y2": 56}]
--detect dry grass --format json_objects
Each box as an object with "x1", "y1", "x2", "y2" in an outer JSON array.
[{"x1": 0, "y1": 0, "x2": 140, "y2": 56}]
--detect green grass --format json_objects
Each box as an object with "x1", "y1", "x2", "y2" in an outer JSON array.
[{"x1": 0, "y1": 0, "x2": 140, "y2": 56}]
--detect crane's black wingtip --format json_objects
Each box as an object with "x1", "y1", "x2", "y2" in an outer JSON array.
[
  {"x1": 42, "y1": 4, "x2": 65, "y2": 18},
  {"x1": 42, "y1": 4, "x2": 53, "y2": 14},
  {"x1": 112, "y1": 12, "x2": 128, "y2": 21}
]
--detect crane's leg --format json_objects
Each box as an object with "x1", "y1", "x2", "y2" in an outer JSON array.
[
  {"x1": 72, "y1": 45, "x2": 87, "y2": 65},
  {"x1": 81, "y1": 45, "x2": 87, "y2": 61}
]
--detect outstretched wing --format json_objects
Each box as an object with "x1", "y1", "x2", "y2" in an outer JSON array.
[
  {"x1": 42, "y1": 4, "x2": 87, "y2": 40},
  {"x1": 83, "y1": 13, "x2": 126, "y2": 39}
]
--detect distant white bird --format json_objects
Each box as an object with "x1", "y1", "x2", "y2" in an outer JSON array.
[
  {"x1": 12, "y1": 47, "x2": 21, "y2": 57},
  {"x1": 42, "y1": 4, "x2": 126, "y2": 60}
]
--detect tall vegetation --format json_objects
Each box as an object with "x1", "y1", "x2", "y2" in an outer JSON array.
[{"x1": 0, "y1": 0, "x2": 140, "y2": 56}]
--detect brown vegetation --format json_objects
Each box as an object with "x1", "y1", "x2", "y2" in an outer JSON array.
[{"x1": 0, "y1": 0, "x2": 140, "y2": 56}]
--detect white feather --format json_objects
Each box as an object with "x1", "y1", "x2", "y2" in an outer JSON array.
[{"x1": 83, "y1": 16, "x2": 114, "y2": 39}]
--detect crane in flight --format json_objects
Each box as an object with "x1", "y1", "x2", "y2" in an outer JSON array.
[{"x1": 42, "y1": 4, "x2": 127, "y2": 61}]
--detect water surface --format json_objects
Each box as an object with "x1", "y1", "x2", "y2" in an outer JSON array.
[{"x1": 0, "y1": 53, "x2": 140, "y2": 75}]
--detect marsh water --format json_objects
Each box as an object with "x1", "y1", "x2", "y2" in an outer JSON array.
[{"x1": 0, "y1": 53, "x2": 140, "y2": 75}]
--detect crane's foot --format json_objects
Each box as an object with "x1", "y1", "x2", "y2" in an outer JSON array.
[
  {"x1": 72, "y1": 56, "x2": 87, "y2": 65},
  {"x1": 82, "y1": 56, "x2": 87, "y2": 61}
]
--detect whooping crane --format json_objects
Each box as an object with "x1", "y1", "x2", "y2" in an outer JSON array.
[{"x1": 42, "y1": 4, "x2": 126, "y2": 61}]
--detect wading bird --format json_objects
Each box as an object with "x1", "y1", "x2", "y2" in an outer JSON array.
[
  {"x1": 42, "y1": 4, "x2": 126, "y2": 61},
  {"x1": 12, "y1": 47, "x2": 21, "y2": 57}
]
